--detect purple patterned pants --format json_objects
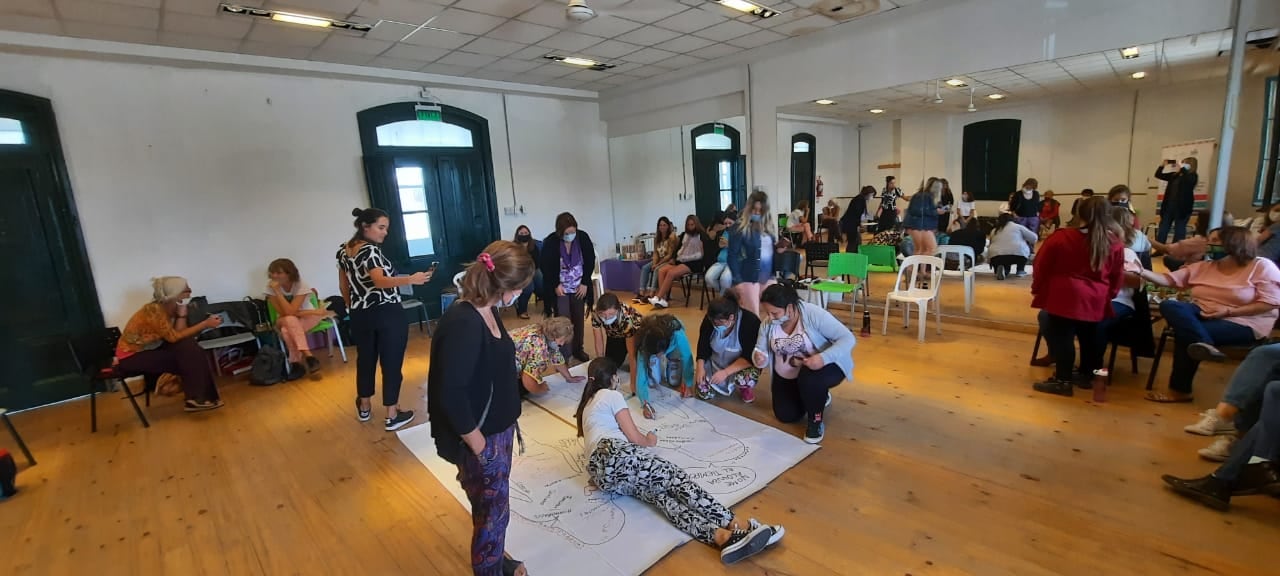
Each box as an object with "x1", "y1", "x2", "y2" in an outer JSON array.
[{"x1": 456, "y1": 424, "x2": 515, "y2": 576}]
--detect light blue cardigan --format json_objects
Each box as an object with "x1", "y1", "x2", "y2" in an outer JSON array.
[{"x1": 753, "y1": 301, "x2": 856, "y2": 380}]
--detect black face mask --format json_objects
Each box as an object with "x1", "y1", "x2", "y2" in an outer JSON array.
[
  {"x1": 516, "y1": 234, "x2": 531, "y2": 242},
  {"x1": 1111, "y1": 200, "x2": 1129, "y2": 207},
  {"x1": 1208, "y1": 245, "x2": 1229, "y2": 261}
]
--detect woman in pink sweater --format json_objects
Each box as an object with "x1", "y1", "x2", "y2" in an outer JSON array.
[{"x1": 1138, "y1": 227, "x2": 1280, "y2": 402}]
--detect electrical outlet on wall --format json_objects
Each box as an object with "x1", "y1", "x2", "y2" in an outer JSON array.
[{"x1": 503, "y1": 206, "x2": 518, "y2": 215}]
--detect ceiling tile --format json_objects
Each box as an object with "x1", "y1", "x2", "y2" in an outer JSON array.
[
  {"x1": 770, "y1": 13, "x2": 835, "y2": 36},
  {"x1": 653, "y1": 34, "x2": 714, "y2": 53},
  {"x1": 353, "y1": 0, "x2": 446, "y2": 24},
  {"x1": 612, "y1": 0, "x2": 688, "y2": 23},
  {"x1": 436, "y1": 50, "x2": 498, "y2": 68},
  {"x1": 538, "y1": 30, "x2": 604, "y2": 52},
  {"x1": 461, "y1": 36, "x2": 527, "y2": 56},
  {"x1": 515, "y1": 2, "x2": 573, "y2": 27},
  {"x1": 363, "y1": 20, "x2": 417, "y2": 42},
  {"x1": 402, "y1": 27, "x2": 475, "y2": 49},
  {"x1": 576, "y1": 82, "x2": 611, "y2": 91},
  {"x1": 487, "y1": 19, "x2": 559, "y2": 44},
  {"x1": 103, "y1": 0, "x2": 160, "y2": 8},
  {"x1": 383, "y1": 42, "x2": 450, "y2": 61},
  {"x1": 55, "y1": 0, "x2": 160, "y2": 28},
  {"x1": 524, "y1": 63, "x2": 577, "y2": 78},
  {"x1": 160, "y1": 0, "x2": 221, "y2": 16},
  {"x1": 3, "y1": 0, "x2": 55, "y2": 18},
  {"x1": 427, "y1": 8, "x2": 507, "y2": 35},
  {"x1": 317, "y1": 34, "x2": 393, "y2": 54},
  {"x1": 616, "y1": 25, "x2": 682, "y2": 46},
  {"x1": 484, "y1": 58, "x2": 542, "y2": 73},
  {"x1": 158, "y1": 31, "x2": 241, "y2": 52},
  {"x1": 652, "y1": 7, "x2": 726, "y2": 33},
  {"x1": 570, "y1": 15, "x2": 644, "y2": 38},
  {"x1": 0, "y1": 14, "x2": 61, "y2": 35},
  {"x1": 509, "y1": 44, "x2": 553, "y2": 59},
  {"x1": 451, "y1": 0, "x2": 542, "y2": 18},
  {"x1": 623, "y1": 46, "x2": 675, "y2": 64},
  {"x1": 603, "y1": 61, "x2": 643, "y2": 74},
  {"x1": 309, "y1": 50, "x2": 377, "y2": 66},
  {"x1": 469, "y1": 69, "x2": 516, "y2": 81},
  {"x1": 161, "y1": 12, "x2": 252, "y2": 40},
  {"x1": 421, "y1": 62, "x2": 481, "y2": 76},
  {"x1": 245, "y1": 20, "x2": 332, "y2": 47},
  {"x1": 692, "y1": 19, "x2": 756, "y2": 42},
  {"x1": 62, "y1": 21, "x2": 158, "y2": 44},
  {"x1": 726, "y1": 27, "x2": 785, "y2": 49},
  {"x1": 754, "y1": 7, "x2": 814, "y2": 29},
  {"x1": 544, "y1": 77, "x2": 586, "y2": 88},
  {"x1": 627, "y1": 64, "x2": 670, "y2": 77},
  {"x1": 687, "y1": 42, "x2": 737, "y2": 60},
  {"x1": 241, "y1": 40, "x2": 314, "y2": 59},
  {"x1": 566, "y1": 68, "x2": 611, "y2": 81},
  {"x1": 701, "y1": 2, "x2": 746, "y2": 19},
  {"x1": 586, "y1": 39, "x2": 643, "y2": 59},
  {"x1": 369, "y1": 55, "x2": 433, "y2": 70},
  {"x1": 653, "y1": 53, "x2": 702, "y2": 69}
]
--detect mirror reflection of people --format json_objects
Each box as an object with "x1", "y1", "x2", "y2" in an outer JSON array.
[
  {"x1": 1038, "y1": 190, "x2": 1061, "y2": 236},
  {"x1": 1009, "y1": 178, "x2": 1043, "y2": 235},
  {"x1": 116, "y1": 276, "x2": 224, "y2": 413},
  {"x1": 936, "y1": 178, "x2": 955, "y2": 233},
  {"x1": 841, "y1": 186, "x2": 875, "y2": 253},
  {"x1": 696, "y1": 295, "x2": 763, "y2": 403},
  {"x1": 988, "y1": 212, "x2": 1039, "y2": 280},
  {"x1": 1155, "y1": 157, "x2": 1198, "y2": 243},
  {"x1": 876, "y1": 176, "x2": 903, "y2": 231},
  {"x1": 574, "y1": 358, "x2": 784, "y2": 565},
  {"x1": 904, "y1": 177, "x2": 941, "y2": 263}
]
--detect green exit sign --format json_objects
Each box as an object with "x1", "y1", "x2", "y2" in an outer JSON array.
[
  {"x1": 415, "y1": 103, "x2": 442, "y2": 122},
  {"x1": 713, "y1": 124, "x2": 724, "y2": 135}
]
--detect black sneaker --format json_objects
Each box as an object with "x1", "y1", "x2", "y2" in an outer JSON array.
[
  {"x1": 287, "y1": 362, "x2": 306, "y2": 381},
  {"x1": 804, "y1": 413, "x2": 825, "y2": 444},
  {"x1": 749, "y1": 519, "x2": 785, "y2": 547},
  {"x1": 355, "y1": 398, "x2": 371, "y2": 422},
  {"x1": 1033, "y1": 378, "x2": 1074, "y2": 397},
  {"x1": 719, "y1": 524, "x2": 772, "y2": 564},
  {"x1": 305, "y1": 356, "x2": 321, "y2": 374},
  {"x1": 385, "y1": 409, "x2": 416, "y2": 431},
  {"x1": 1162, "y1": 473, "x2": 1232, "y2": 511}
]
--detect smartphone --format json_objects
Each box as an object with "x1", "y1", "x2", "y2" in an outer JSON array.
[{"x1": 428, "y1": 261, "x2": 439, "y2": 274}]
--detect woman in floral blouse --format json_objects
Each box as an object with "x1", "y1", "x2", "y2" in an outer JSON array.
[
  {"x1": 511, "y1": 316, "x2": 585, "y2": 396},
  {"x1": 591, "y1": 292, "x2": 643, "y2": 393}
]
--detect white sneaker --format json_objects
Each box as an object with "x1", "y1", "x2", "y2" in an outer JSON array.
[
  {"x1": 1184, "y1": 410, "x2": 1236, "y2": 436},
  {"x1": 1198, "y1": 435, "x2": 1237, "y2": 462},
  {"x1": 749, "y1": 519, "x2": 785, "y2": 547}
]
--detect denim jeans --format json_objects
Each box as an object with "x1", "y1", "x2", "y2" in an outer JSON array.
[
  {"x1": 516, "y1": 269, "x2": 543, "y2": 315},
  {"x1": 1157, "y1": 215, "x2": 1189, "y2": 243},
  {"x1": 1159, "y1": 300, "x2": 1257, "y2": 394},
  {"x1": 639, "y1": 262, "x2": 666, "y2": 292},
  {"x1": 704, "y1": 262, "x2": 734, "y2": 295},
  {"x1": 1221, "y1": 343, "x2": 1280, "y2": 431},
  {"x1": 1216, "y1": 381, "x2": 1280, "y2": 483}
]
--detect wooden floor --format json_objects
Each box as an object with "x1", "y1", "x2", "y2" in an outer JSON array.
[{"x1": 1, "y1": 299, "x2": 1275, "y2": 576}]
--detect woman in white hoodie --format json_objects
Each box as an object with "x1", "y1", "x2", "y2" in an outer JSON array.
[{"x1": 988, "y1": 212, "x2": 1039, "y2": 279}]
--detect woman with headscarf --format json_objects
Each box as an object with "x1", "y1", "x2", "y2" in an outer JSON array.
[{"x1": 116, "y1": 276, "x2": 224, "y2": 412}]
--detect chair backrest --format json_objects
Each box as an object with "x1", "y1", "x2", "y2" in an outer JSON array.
[
  {"x1": 858, "y1": 244, "x2": 899, "y2": 270},
  {"x1": 893, "y1": 255, "x2": 945, "y2": 295},
  {"x1": 397, "y1": 281, "x2": 417, "y2": 299},
  {"x1": 67, "y1": 327, "x2": 123, "y2": 374},
  {"x1": 804, "y1": 241, "x2": 839, "y2": 263},
  {"x1": 265, "y1": 298, "x2": 280, "y2": 324},
  {"x1": 934, "y1": 245, "x2": 976, "y2": 273},
  {"x1": 828, "y1": 252, "x2": 868, "y2": 281}
]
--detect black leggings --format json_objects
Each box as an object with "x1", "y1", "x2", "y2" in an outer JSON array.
[
  {"x1": 605, "y1": 336, "x2": 628, "y2": 368},
  {"x1": 557, "y1": 294, "x2": 587, "y2": 356},
  {"x1": 1043, "y1": 313, "x2": 1100, "y2": 381},
  {"x1": 772, "y1": 363, "x2": 844, "y2": 423},
  {"x1": 989, "y1": 255, "x2": 1027, "y2": 274},
  {"x1": 349, "y1": 303, "x2": 408, "y2": 406}
]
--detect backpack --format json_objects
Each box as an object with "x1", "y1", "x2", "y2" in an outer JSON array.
[{"x1": 249, "y1": 347, "x2": 286, "y2": 386}]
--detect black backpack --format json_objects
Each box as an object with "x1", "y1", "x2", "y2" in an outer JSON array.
[{"x1": 249, "y1": 346, "x2": 286, "y2": 386}]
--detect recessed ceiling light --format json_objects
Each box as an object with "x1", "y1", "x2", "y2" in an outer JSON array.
[
  {"x1": 1131, "y1": 71, "x2": 1147, "y2": 79},
  {"x1": 987, "y1": 94, "x2": 1005, "y2": 100},
  {"x1": 543, "y1": 54, "x2": 615, "y2": 71},
  {"x1": 868, "y1": 108, "x2": 885, "y2": 114},
  {"x1": 944, "y1": 78, "x2": 967, "y2": 87},
  {"x1": 271, "y1": 12, "x2": 331, "y2": 27},
  {"x1": 814, "y1": 99, "x2": 836, "y2": 105},
  {"x1": 714, "y1": 0, "x2": 777, "y2": 18},
  {"x1": 219, "y1": 3, "x2": 370, "y2": 32},
  {"x1": 1120, "y1": 46, "x2": 1140, "y2": 59}
]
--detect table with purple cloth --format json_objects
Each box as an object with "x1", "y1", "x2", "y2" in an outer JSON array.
[{"x1": 600, "y1": 258, "x2": 646, "y2": 292}]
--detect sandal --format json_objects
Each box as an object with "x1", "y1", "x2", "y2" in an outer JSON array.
[
  {"x1": 502, "y1": 555, "x2": 526, "y2": 576},
  {"x1": 1145, "y1": 391, "x2": 1193, "y2": 403}
]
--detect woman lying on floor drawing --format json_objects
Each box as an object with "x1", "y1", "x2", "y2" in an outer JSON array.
[{"x1": 574, "y1": 358, "x2": 785, "y2": 565}]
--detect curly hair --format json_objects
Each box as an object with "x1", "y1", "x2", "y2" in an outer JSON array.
[
  {"x1": 635, "y1": 314, "x2": 681, "y2": 356},
  {"x1": 540, "y1": 316, "x2": 574, "y2": 342}
]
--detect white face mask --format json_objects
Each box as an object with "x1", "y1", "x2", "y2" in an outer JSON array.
[
  {"x1": 499, "y1": 291, "x2": 519, "y2": 308},
  {"x1": 1022, "y1": 189, "x2": 1033, "y2": 198},
  {"x1": 177, "y1": 297, "x2": 192, "y2": 306},
  {"x1": 1182, "y1": 163, "x2": 1191, "y2": 171}
]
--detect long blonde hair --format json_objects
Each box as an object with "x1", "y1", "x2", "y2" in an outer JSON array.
[
  {"x1": 737, "y1": 189, "x2": 776, "y2": 237},
  {"x1": 1077, "y1": 196, "x2": 1122, "y2": 271}
]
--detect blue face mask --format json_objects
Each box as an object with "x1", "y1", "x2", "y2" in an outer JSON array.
[
  {"x1": 1208, "y1": 245, "x2": 1229, "y2": 261},
  {"x1": 750, "y1": 214, "x2": 762, "y2": 223},
  {"x1": 563, "y1": 232, "x2": 577, "y2": 243},
  {"x1": 713, "y1": 324, "x2": 728, "y2": 336}
]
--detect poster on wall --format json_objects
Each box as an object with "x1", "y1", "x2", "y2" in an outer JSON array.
[{"x1": 1155, "y1": 139, "x2": 1215, "y2": 213}]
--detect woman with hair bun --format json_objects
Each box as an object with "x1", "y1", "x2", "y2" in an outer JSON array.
[
  {"x1": 115, "y1": 276, "x2": 225, "y2": 412},
  {"x1": 427, "y1": 240, "x2": 536, "y2": 576},
  {"x1": 337, "y1": 207, "x2": 432, "y2": 431}
]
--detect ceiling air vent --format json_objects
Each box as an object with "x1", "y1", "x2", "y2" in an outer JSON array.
[{"x1": 807, "y1": 0, "x2": 878, "y2": 23}]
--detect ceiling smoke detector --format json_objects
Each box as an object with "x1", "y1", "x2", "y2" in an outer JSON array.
[
  {"x1": 807, "y1": 0, "x2": 879, "y2": 22},
  {"x1": 566, "y1": 0, "x2": 596, "y2": 22}
]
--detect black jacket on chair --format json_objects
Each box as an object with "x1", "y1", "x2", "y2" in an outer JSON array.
[
  {"x1": 1154, "y1": 165, "x2": 1197, "y2": 219},
  {"x1": 540, "y1": 230, "x2": 596, "y2": 314}
]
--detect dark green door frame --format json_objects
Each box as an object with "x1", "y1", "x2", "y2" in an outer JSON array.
[{"x1": 690, "y1": 123, "x2": 742, "y2": 226}]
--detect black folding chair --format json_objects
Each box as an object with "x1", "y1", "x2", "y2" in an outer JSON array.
[{"x1": 68, "y1": 328, "x2": 154, "y2": 432}]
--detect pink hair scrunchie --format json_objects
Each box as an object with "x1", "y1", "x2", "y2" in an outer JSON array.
[{"x1": 477, "y1": 252, "x2": 495, "y2": 272}]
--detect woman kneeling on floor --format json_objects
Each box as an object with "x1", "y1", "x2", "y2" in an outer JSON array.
[
  {"x1": 116, "y1": 276, "x2": 224, "y2": 412},
  {"x1": 752, "y1": 283, "x2": 856, "y2": 444},
  {"x1": 696, "y1": 295, "x2": 762, "y2": 404},
  {"x1": 511, "y1": 316, "x2": 585, "y2": 397},
  {"x1": 575, "y1": 358, "x2": 784, "y2": 564},
  {"x1": 635, "y1": 313, "x2": 696, "y2": 418}
]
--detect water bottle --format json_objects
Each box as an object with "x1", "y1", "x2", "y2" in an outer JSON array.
[
  {"x1": 1092, "y1": 369, "x2": 1108, "y2": 403},
  {"x1": 860, "y1": 307, "x2": 871, "y2": 336}
]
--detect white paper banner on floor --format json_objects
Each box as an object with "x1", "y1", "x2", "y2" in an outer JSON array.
[{"x1": 397, "y1": 363, "x2": 817, "y2": 576}]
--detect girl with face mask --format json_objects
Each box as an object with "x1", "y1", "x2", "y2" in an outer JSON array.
[
  {"x1": 696, "y1": 295, "x2": 763, "y2": 403},
  {"x1": 115, "y1": 276, "x2": 224, "y2": 413},
  {"x1": 726, "y1": 190, "x2": 779, "y2": 316},
  {"x1": 574, "y1": 358, "x2": 784, "y2": 565},
  {"x1": 540, "y1": 212, "x2": 596, "y2": 363},
  {"x1": 590, "y1": 292, "x2": 642, "y2": 394},
  {"x1": 512, "y1": 225, "x2": 543, "y2": 319},
  {"x1": 751, "y1": 284, "x2": 855, "y2": 444},
  {"x1": 427, "y1": 240, "x2": 536, "y2": 576}
]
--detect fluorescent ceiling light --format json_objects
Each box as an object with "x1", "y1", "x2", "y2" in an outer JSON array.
[
  {"x1": 271, "y1": 12, "x2": 331, "y2": 27},
  {"x1": 987, "y1": 94, "x2": 1005, "y2": 100},
  {"x1": 868, "y1": 108, "x2": 884, "y2": 114},
  {"x1": 713, "y1": 0, "x2": 777, "y2": 18},
  {"x1": 1131, "y1": 71, "x2": 1146, "y2": 79},
  {"x1": 562, "y1": 57, "x2": 598, "y2": 66},
  {"x1": 814, "y1": 99, "x2": 836, "y2": 105},
  {"x1": 1120, "y1": 46, "x2": 1140, "y2": 59},
  {"x1": 944, "y1": 78, "x2": 967, "y2": 87},
  {"x1": 543, "y1": 54, "x2": 615, "y2": 70}
]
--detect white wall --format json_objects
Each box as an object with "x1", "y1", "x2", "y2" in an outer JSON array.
[
  {"x1": 0, "y1": 53, "x2": 610, "y2": 326},
  {"x1": 776, "y1": 118, "x2": 846, "y2": 214}
]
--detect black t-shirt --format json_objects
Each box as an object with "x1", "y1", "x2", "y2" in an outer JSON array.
[{"x1": 427, "y1": 301, "x2": 521, "y2": 464}]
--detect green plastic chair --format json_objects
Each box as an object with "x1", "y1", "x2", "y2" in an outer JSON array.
[
  {"x1": 810, "y1": 253, "x2": 869, "y2": 313},
  {"x1": 266, "y1": 290, "x2": 347, "y2": 363},
  {"x1": 859, "y1": 244, "x2": 899, "y2": 273}
]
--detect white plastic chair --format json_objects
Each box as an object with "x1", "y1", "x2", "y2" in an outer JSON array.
[
  {"x1": 934, "y1": 245, "x2": 976, "y2": 313},
  {"x1": 882, "y1": 255, "x2": 944, "y2": 342}
]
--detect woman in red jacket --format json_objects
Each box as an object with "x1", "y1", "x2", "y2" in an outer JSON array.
[{"x1": 1031, "y1": 195, "x2": 1127, "y2": 396}]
